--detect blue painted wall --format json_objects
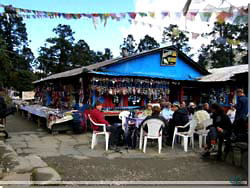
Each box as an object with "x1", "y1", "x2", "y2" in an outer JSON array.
[{"x1": 103, "y1": 52, "x2": 203, "y2": 80}]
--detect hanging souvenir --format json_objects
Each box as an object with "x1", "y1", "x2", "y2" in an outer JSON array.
[{"x1": 112, "y1": 95, "x2": 120, "y2": 105}]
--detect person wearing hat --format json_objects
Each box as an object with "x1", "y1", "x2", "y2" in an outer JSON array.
[
  {"x1": 89, "y1": 100, "x2": 121, "y2": 150},
  {"x1": 166, "y1": 101, "x2": 189, "y2": 145}
]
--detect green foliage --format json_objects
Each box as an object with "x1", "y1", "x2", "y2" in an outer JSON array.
[
  {"x1": 162, "y1": 24, "x2": 191, "y2": 54},
  {"x1": 37, "y1": 24, "x2": 113, "y2": 73},
  {"x1": 198, "y1": 22, "x2": 248, "y2": 68},
  {"x1": 0, "y1": 6, "x2": 35, "y2": 91},
  {"x1": 137, "y1": 35, "x2": 160, "y2": 52},
  {"x1": 37, "y1": 24, "x2": 75, "y2": 74},
  {"x1": 9, "y1": 70, "x2": 37, "y2": 91},
  {"x1": 120, "y1": 34, "x2": 137, "y2": 56}
]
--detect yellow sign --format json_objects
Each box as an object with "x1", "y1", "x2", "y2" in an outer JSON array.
[{"x1": 161, "y1": 50, "x2": 177, "y2": 66}]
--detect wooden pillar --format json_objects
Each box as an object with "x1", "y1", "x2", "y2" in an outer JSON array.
[{"x1": 180, "y1": 85, "x2": 184, "y2": 102}]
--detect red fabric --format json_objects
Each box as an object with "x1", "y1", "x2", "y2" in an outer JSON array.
[
  {"x1": 211, "y1": 140, "x2": 216, "y2": 145},
  {"x1": 103, "y1": 95, "x2": 115, "y2": 108},
  {"x1": 89, "y1": 108, "x2": 109, "y2": 131},
  {"x1": 123, "y1": 95, "x2": 128, "y2": 106}
]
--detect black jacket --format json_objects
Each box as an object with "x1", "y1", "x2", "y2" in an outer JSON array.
[
  {"x1": 207, "y1": 113, "x2": 232, "y2": 134},
  {"x1": 139, "y1": 114, "x2": 167, "y2": 131},
  {"x1": 171, "y1": 108, "x2": 189, "y2": 127}
]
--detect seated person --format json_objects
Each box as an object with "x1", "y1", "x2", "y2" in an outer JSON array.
[
  {"x1": 188, "y1": 102, "x2": 197, "y2": 115},
  {"x1": 193, "y1": 104, "x2": 210, "y2": 131},
  {"x1": 89, "y1": 100, "x2": 122, "y2": 150},
  {"x1": 203, "y1": 103, "x2": 211, "y2": 114},
  {"x1": 160, "y1": 102, "x2": 173, "y2": 121},
  {"x1": 166, "y1": 101, "x2": 189, "y2": 145},
  {"x1": 139, "y1": 105, "x2": 167, "y2": 132},
  {"x1": 142, "y1": 103, "x2": 152, "y2": 117},
  {"x1": 201, "y1": 103, "x2": 232, "y2": 160},
  {"x1": 226, "y1": 103, "x2": 236, "y2": 124}
]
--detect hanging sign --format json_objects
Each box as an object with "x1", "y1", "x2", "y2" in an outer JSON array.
[
  {"x1": 22, "y1": 91, "x2": 35, "y2": 100},
  {"x1": 161, "y1": 50, "x2": 177, "y2": 66}
]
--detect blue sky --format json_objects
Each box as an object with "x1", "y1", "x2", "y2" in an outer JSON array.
[
  {"x1": 0, "y1": 0, "x2": 248, "y2": 59},
  {"x1": 0, "y1": 0, "x2": 136, "y2": 57}
]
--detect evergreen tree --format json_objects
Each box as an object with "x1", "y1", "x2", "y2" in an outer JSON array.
[
  {"x1": 37, "y1": 24, "x2": 75, "y2": 74},
  {"x1": 71, "y1": 39, "x2": 94, "y2": 67},
  {"x1": 0, "y1": 5, "x2": 35, "y2": 91},
  {"x1": 162, "y1": 24, "x2": 191, "y2": 53},
  {"x1": 119, "y1": 34, "x2": 137, "y2": 56},
  {"x1": 137, "y1": 35, "x2": 160, "y2": 52},
  {"x1": 198, "y1": 22, "x2": 247, "y2": 68}
]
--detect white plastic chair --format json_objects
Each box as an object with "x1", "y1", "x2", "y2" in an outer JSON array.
[
  {"x1": 142, "y1": 118, "x2": 164, "y2": 154},
  {"x1": 194, "y1": 118, "x2": 213, "y2": 148},
  {"x1": 88, "y1": 114, "x2": 110, "y2": 151},
  {"x1": 119, "y1": 111, "x2": 130, "y2": 131},
  {"x1": 172, "y1": 119, "x2": 197, "y2": 152}
]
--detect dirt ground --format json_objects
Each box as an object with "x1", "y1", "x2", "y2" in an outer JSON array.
[{"x1": 4, "y1": 113, "x2": 249, "y2": 185}]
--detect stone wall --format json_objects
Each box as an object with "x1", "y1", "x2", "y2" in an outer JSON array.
[{"x1": 223, "y1": 142, "x2": 248, "y2": 172}]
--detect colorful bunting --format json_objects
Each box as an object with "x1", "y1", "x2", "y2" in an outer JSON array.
[
  {"x1": 161, "y1": 11, "x2": 169, "y2": 19},
  {"x1": 128, "y1": 12, "x2": 136, "y2": 19},
  {"x1": 216, "y1": 11, "x2": 232, "y2": 24},
  {"x1": 148, "y1": 12, "x2": 155, "y2": 19},
  {"x1": 186, "y1": 11, "x2": 198, "y2": 21},
  {"x1": 191, "y1": 32, "x2": 200, "y2": 39},
  {"x1": 139, "y1": 12, "x2": 147, "y2": 17},
  {"x1": 0, "y1": 3, "x2": 248, "y2": 31},
  {"x1": 199, "y1": 12, "x2": 212, "y2": 22}
]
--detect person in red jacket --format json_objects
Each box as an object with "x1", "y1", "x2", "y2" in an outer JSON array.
[{"x1": 89, "y1": 100, "x2": 120, "y2": 150}]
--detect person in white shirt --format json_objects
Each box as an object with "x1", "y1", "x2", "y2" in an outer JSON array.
[
  {"x1": 227, "y1": 104, "x2": 236, "y2": 124},
  {"x1": 193, "y1": 104, "x2": 210, "y2": 130},
  {"x1": 160, "y1": 102, "x2": 173, "y2": 121}
]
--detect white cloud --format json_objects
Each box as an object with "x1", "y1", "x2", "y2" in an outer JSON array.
[{"x1": 121, "y1": 0, "x2": 248, "y2": 60}]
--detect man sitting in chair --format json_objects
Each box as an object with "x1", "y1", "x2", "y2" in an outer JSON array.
[
  {"x1": 140, "y1": 105, "x2": 167, "y2": 132},
  {"x1": 166, "y1": 101, "x2": 189, "y2": 145},
  {"x1": 89, "y1": 100, "x2": 121, "y2": 151}
]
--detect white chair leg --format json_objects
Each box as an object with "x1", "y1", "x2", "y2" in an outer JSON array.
[
  {"x1": 158, "y1": 137, "x2": 162, "y2": 154},
  {"x1": 204, "y1": 135, "x2": 207, "y2": 146},
  {"x1": 184, "y1": 137, "x2": 188, "y2": 152},
  {"x1": 191, "y1": 136, "x2": 194, "y2": 149},
  {"x1": 172, "y1": 134, "x2": 176, "y2": 149},
  {"x1": 91, "y1": 133, "x2": 96, "y2": 149},
  {"x1": 199, "y1": 135, "x2": 203, "y2": 149},
  {"x1": 105, "y1": 133, "x2": 109, "y2": 151},
  {"x1": 139, "y1": 127, "x2": 143, "y2": 150},
  {"x1": 143, "y1": 136, "x2": 147, "y2": 153}
]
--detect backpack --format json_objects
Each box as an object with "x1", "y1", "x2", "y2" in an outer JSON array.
[{"x1": 126, "y1": 126, "x2": 138, "y2": 149}]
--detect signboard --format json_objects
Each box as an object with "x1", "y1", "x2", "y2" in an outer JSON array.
[
  {"x1": 161, "y1": 50, "x2": 177, "y2": 66},
  {"x1": 22, "y1": 91, "x2": 35, "y2": 100}
]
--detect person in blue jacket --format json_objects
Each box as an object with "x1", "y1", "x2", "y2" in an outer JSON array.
[{"x1": 233, "y1": 89, "x2": 248, "y2": 135}]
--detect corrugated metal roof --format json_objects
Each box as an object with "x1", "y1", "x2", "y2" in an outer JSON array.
[{"x1": 198, "y1": 64, "x2": 248, "y2": 82}]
